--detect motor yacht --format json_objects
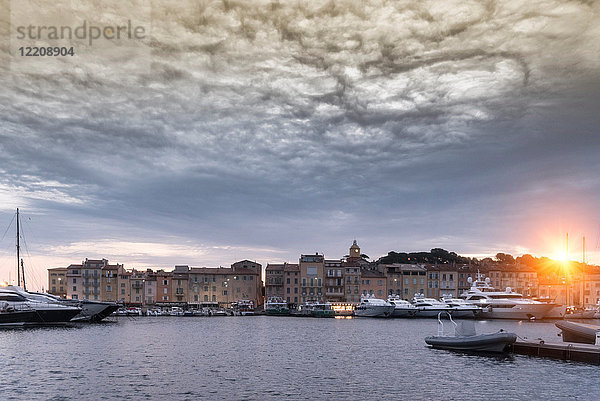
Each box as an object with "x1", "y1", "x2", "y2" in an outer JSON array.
[
  {"x1": 441, "y1": 297, "x2": 481, "y2": 318},
  {"x1": 387, "y1": 295, "x2": 417, "y2": 317},
  {"x1": 27, "y1": 291, "x2": 119, "y2": 322},
  {"x1": 412, "y1": 294, "x2": 452, "y2": 318},
  {"x1": 354, "y1": 294, "x2": 394, "y2": 317},
  {"x1": 461, "y1": 275, "x2": 554, "y2": 320},
  {"x1": 0, "y1": 286, "x2": 81, "y2": 326}
]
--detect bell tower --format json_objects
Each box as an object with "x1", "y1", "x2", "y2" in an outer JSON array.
[{"x1": 349, "y1": 240, "x2": 360, "y2": 259}]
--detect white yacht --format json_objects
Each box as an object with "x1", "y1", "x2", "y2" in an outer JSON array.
[
  {"x1": 441, "y1": 297, "x2": 481, "y2": 318},
  {"x1": 387, "y1": 295, "x2": 417, "y2": 317},
  {"x1": 461, "y1": 275, "x2": 554, "y2": 320},
  {"x1": 354, "y1": 294, "x2": 395, "y2": 317},
  {"x1": 412, "y1": 294, "x2": 452, "y2": 317}
]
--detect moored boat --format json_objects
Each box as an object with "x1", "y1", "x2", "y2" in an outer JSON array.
[
  {"x1": 387, "y1": 295, "x2": 416, "y2": 317},
  {"x1": 265, "y1": 297, "x2": 290, "y2": 316},
  {"x1": 412, "y1": 294, "x2": 452, "y2": 318},
  {"x1": 425, "y1": 313, "x2": 517, "y2": 353},
  {"x1": 0, "y1": 286, "x2": 81, "y2": 326},
  {"x1": 555, "y1": 321, "x2": 600, "y2": 345},
  {"x1": 461, "y1": 274, "x2": 554, "y2": 320},
  {"x1": 354, "y1": 294, "x2": 394, "y2": 317}
]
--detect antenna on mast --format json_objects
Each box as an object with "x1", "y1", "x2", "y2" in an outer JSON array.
[{"x1": 16, "y1": 208, "x2": 20, "y2": 288}]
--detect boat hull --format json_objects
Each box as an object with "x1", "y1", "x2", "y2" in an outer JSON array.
[
  {"x1": 477, "y1": 304, "x2": 554, "y2": 320},
  {"x1": 425, "y1": 332, "x2": 518, "y2": 353},
  {"x1": 414, "y1": 308, "x2": 452, "y2": 318},
  {"x1": 391, "y1": 308, "x2": 416, "y2": 318},
  {"x1": 354, "y1": 305, "x2": 394, "y2": 317},
  {"x1": 266, "y1": 308, "x2": 290, "y2": 316},
  {"x1": 555, "y1": 321, "x2": 600, "y2": 344}
]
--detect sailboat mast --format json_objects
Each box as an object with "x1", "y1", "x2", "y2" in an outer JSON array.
[{"x1": 16, "y1": 208, "x2": 20, "y2": 287}]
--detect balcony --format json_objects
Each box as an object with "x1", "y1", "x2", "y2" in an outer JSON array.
[{"x1": 131, "y1": 282, "x2": 143, "y2": 289}]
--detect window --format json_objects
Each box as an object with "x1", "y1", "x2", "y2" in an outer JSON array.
[
  {"x1": 307, "y1": 266, "x2": 317, "y2": 276},
  {"x1": 163, "y1": 288, "x2": 167, "y2": 294},
  {"x1": 378, "y1": 280, "x2": 382, "y2": 286},
  {"x1": 72, "y1": 294, "x2": 78, "y2": 299},
  {"x1": 287, "y1": 288, "x2": 290, "y2": 294},
  {"x1": 163, "y1": 280, "x2": 168, "y2": 285},
  {"x1": 106, "y1": 286, "x2": 111, "y2": 292},
  {"x1": 121, "y1": 289, "x2": 125, "y2": 295},
  {"x1": 294, "y1": 288, "x2": 298, "y2": 294},
  {"x1": 286, "y1": 278, "x2": 290, "y2": 284},
  {"x1": 223, "y1": 290, "x2": 228, "y2": 295},
  {"x1": 52, "y1": 279, "x2": 56, "y2": 284},
  {"x1": 73, "y1": 278, "x2": 77, "y2": 284},
  {"x1": 73, "y1": 286, "x2": 77, "y2": 291}
]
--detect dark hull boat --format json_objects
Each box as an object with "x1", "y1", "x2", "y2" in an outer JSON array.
[
  {"x1": 425, "y1": 332, "x2": 518, "y2": 353},
  {"x1": 0, "y1": 287, "x2": 81, "y2": 326},
  {"x1": 555, "y1": 321, "x2": 600, "y2": 345},
  {"x1": 0, "y1": 309, "x2": 38, "y2": 327}
]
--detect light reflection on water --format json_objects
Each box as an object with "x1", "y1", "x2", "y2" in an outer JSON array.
[{"x1": 1, "y1": 317, "x2": 599, "y2": 400}]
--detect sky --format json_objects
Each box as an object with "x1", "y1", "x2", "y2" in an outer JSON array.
[{"x1": 1, "y1": 0, "x2": 599, "y2": 290}]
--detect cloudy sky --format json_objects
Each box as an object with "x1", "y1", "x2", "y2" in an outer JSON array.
[{"x1": 1, "y1": 0, "x2": 599, "y2": 289}]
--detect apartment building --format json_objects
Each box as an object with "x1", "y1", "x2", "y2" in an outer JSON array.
[
  {"x1": 47, "y1": 267, "x2": 67, "y2": 298},
  {"x1": 299, "y1": 253, "x2": 325, "y2": 303}
]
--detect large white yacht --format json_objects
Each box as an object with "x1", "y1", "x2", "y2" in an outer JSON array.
[
  {"x1": 387, "y1": 295, "x2": 417, "y2": 317},
  {"x1": 354, "y1": 294, "x2": 395, "y2": 317},
  {"x1": 461, "y1": 275, "x2": 555, "y2": 320},
  {"x1": 412, "y1": 294, "x2": 452, "y2": 317}
]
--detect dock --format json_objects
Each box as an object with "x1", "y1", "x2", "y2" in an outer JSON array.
[{"x1": 510, "y1": 340, "x2": 600, "y2": 365}]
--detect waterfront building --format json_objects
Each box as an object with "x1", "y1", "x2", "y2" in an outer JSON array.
[
  {"x1": 283, "y1": 263, "x2": 300, "y2": 307},
  {"x1": 65, "y1": 259, "x2": 107, "y2": 301},
  {"x1": 101, "y1": 262, "x2": 125, "y2": 302},
  {"x1": 47, "y1": 267, "x2": 67, "y2": 298},
  {"x1": 144, "y1": 272, "x2": 157, "y2": 305},
  {"x1": 579, "y1": 266, "x2": 600, "y2": 306},
  {"x1": 265, "y1": 264, "x2": 285, "y2": 299},
  {"x1": 299, "y1": 253, "x2": 325, "y2": 303},
  {"x1": 129, "y1": 270, "x2": 146, "y2": 305},
  {"x1": 171, "y1": 266, "x2": 189, "y2": 305},
  {"x1": 359, "y1": 268, "x2": 387, "y2": 298},
  {"x1": 424, "y1": 265, "x2": 459, "y2": 298},
  {"x1": 343, "y1": 261, "x2": 361, "y2": 303},
  {"x1": 325, "y1": 259, "x2": 345, "y2": 303},
  {"x1": 155, "y1": 270, "x2": 172, "y2": 305},
  {"x1": 378, "y1": 263, "x2": 427, "y2": 300},
  {"x1": 184, "y1": 265, "x2": 261, "y2": 308},
  {"x1": 231, "y1": 260, "x2": 264, "y2": 307},
  {"x1": 487, "y1": 265, "x2": 539, "y2": 298},
  {"x1": 457, "y1": 269, "x2": 476, "y2": 295},
  {"x1": 118, "y1": 269, "x2": 132, "y2": 304}
]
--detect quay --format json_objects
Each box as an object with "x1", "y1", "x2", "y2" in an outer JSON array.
[{"x1": 510, "y1": 340, "x2": 600, "y2": 365}]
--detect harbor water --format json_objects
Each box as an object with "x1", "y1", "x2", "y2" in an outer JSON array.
[{"x1": 1, "y1": 317, "x2": 599, "y2": 400}]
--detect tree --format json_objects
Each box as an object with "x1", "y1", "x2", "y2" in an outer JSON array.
[{"x1": 495, "y1": 253, "x2": 515, "y2": 265}]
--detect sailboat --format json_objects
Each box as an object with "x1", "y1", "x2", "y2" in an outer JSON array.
[{"x1": 0, "y1": 208, "x2": 81, "y2": 327}]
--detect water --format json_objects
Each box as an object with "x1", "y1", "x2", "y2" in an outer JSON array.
[{"x1": 1, "y1": 317, "x2": 599, "y2": 400}]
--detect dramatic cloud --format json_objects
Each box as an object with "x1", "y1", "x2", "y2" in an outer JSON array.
[{"x1": 1, "y1": 0, "x2": 599, "y2": 286}]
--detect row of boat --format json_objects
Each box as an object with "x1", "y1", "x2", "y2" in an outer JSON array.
[
  {"x1": 0, "y1": 285, "x2": 120, "y2": 327},
  {"x1": 266, "y1": 275, "x2": 598, "y2": 320}
]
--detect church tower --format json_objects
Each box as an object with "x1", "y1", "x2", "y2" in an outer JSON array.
[{"x1": 349, "y1": 240, "x2": 360, "y2": 260}]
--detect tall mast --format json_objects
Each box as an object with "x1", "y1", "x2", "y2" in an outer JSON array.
[
  {"x1": 566, "y1": 232, "x2": 569, "y2": 262},
  {"x1": 16, "y1": 208, "x2": 20, "y2": 287}
]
